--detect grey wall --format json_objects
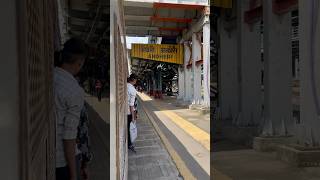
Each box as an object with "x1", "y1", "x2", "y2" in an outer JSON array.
[{"x1": 0, "y1": 0, "x2": 19, "y2": 179}]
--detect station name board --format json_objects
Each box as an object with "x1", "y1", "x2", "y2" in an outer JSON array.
[{"x1": 131, "y1": 44, "x2": 183, "y2": 64}]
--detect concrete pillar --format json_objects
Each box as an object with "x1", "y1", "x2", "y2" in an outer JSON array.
[
  {"x1": 178, "y1": 66, "x2": 185, "y2": 100},
  {"x1": 237, "y1": 0, "x2": 262, "y2": 126},
  {"x1": 218, "y1": 18, "x2": 240, "y2": 120},
  {"x1": 202, "y1": 22, "x2": 210, "y2": 107},
  {"x1": 262, "y1": 0, "x2": 293, "y2": 136},
  {"x1": 183, "y1": 42, "x2": 193, "y2": 102},
  {"x1": 159, "y1": 71, "x2": 162, "y2": 93},
  {"x1": 152, "y1": 72, "x2": 156, "y2": 95},
  {"x1": 298, "y1": 0, "x2": 320, "y2": 146},
  {"x1": 148, "y1": 77, "x2": 151, "y2": 93},
  {"x1": 192, "y1": 32, "x2": 202, "y2": 105}
]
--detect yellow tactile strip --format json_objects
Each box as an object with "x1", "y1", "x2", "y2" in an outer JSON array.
[
  {"x1": 139, "y1": 93, "x2": 233, "y2": 180},
  {"x1": 138, "y1": 92, "x2": 210, "y2": 151},
  {"x1": 139, "y1": 96, "x2": 196, "y2": 180}
]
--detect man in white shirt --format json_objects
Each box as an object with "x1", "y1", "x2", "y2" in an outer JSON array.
[
  {"x1": 127, "y1": 74, "x2": 138, "y2": 152},
  {"x1": 54, "y1": 38, "x2": 87, "y2": 180}
]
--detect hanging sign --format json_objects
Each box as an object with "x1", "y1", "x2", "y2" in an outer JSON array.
[{"x1": 131, "y1": 44, "x2": 184, "y2": 64}]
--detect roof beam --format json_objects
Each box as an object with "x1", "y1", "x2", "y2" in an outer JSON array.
[
  {"x1": 153, "y1": 2, "x2": 204, "y2": 10},
  {"x1": 126, "y1": 26, "x2": 185, "y2": 31},
  {"x1": 159, "y1": 27, "x2": 185, "y2": 32},
  {"x1": 150, "y1": 16, "x2": 192, "y2": 23},
  {"x1": 125, "y1": 15, "x2": 193, "y2": 23},
  {"x1": 125, "y1": 15, "x2": 150, "y2": 21},
  {"x1": 126, "y1": 26, "x2": 158, "y2": 31},
  {"x1": 123, "y1": 1, "x2": 153, "y2": 8},
  {"x1": 126, "y1": 31, "x2": 179, "y2": 36}
]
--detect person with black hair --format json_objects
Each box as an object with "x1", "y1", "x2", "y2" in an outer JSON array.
[
  {"x1": 53, "y1": 38, "x2": 88, "y2": 180},
  {"x1": 127, "y1": 74, "x2": 138, "y2": 152}
]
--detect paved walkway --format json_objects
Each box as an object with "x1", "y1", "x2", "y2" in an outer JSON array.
[
  {"x1": 138, "y1": 93, "x2": 210, "y2": 179},
  {"x1": 128, "y1": 100, "x2": 182, "y2": 180},
  {"x1": 85, "y1": 95, "x2": 109, "y2": 179},
  {"x1": 156, "y1": 96, "x2": 210, "y2": 134},
  {"x1": 213, "y1": 141, "x2": 320, "y2": 180}
]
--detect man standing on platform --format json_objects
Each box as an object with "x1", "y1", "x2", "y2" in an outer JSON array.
[
  {"x1": 54, "y1": 38, "x2": 87, "y2": 180},
  {"x1": 127, "y1": 74, "x2": 138, "y2": 152}
]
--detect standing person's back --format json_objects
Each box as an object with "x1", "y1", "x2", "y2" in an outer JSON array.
[
  {"x1": 53, "y1": 38, "x2": 87, "y2": 180},
  {"x1": 54, "y1": 67, "x2": 84, "y2": 165},
  {"x1": 127, "y1": 74, "x2": 138, "y2": 152}
]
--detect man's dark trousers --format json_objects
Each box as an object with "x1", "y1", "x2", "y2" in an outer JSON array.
[
  {"x1": 56, "y1": 166, "x2": 69, "y2": 180},
  {"x1": 127, "y1": 114, "x2": 133, "y2": 147}
]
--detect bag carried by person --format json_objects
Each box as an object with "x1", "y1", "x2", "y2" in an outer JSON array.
[{"x1": 130, "y1": 120, "x2": 138, "y2": 143}]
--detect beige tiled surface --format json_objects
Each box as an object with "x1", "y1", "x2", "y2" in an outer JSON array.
[{"x1": 85, "y1": 96, "x2": 109, "y2": 179}]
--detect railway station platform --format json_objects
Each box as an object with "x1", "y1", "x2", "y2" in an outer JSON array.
[
  {"x1": 213, "y1": 141, "x2": 320, "y2": 180},
  {"x1": 84, "y1": 95, "x2": 110, "y2": 179},
  {"x1": 133, "y1": 92, "x2": 210, "y2": 180}
]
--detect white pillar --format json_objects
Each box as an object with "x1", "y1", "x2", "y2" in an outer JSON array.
[
  {"x1": 184, "y1": 42, "x2": 192, "y2": 102},
  {"x1": 298, "y1": 0, "x2": 320, "y2": 146},
  {"x1": 178, "y1": 66, "x2": 185, "y2": 100},
  {"x1": 237, "y1": 0, "x2": 262, "y2": 126},
  {"x1": 192, "y1": 32, "x2": 202, "y2": 105},
  {"x1": 219, "y1": 18, "x2": 240, "y2": 120},
  {"x1": 203, "y1": 22, "x2": 210, "y2": 107},
  {"x1": 262, "y1": 0, "x2": 292, "y2": 136}
]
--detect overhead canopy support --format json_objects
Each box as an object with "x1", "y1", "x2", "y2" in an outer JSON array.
[
  {"x1": 180, "y1": 13, "x2": 209, "y2": 42},
  {"x1": 153, "y1": 2, "x2": 204, "y2": 10},
  {"x1": 150, "y1": 16, "x2": 193, "y2": 23}
]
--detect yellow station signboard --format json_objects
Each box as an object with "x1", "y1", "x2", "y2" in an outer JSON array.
[{"x1": 131, "y1": 44, "x2": 184, "y2": 65}]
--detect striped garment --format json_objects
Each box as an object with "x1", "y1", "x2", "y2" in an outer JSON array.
[
  {"x1": 53, "y1": 67, "x2": 84, "y2": 168},
  {"x1": 77, "y1": 103, "x2": 93, "y2": 163}
]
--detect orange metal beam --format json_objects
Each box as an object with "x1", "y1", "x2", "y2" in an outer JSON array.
[
  {"x1": 153, "y1": 2, "x2": 204, "y2": 10},
  {"x1": 150, "y1": 16, "x2": 192, "y2": 23},
  {"x1": 159, "y1": 27, "x2": 185, "y2": 32}
]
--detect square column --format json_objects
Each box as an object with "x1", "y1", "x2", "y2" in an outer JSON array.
[
  {"x1": 237, "y1": 0, "x2": 262, "y2": 126},
  {"x1": 218, "y1": 18, "x2": 240, "y2": 120},
  {"x1": 192, "y1": 32, "x2": 202, "y2": 105},
  {"x1": 178, "y1": 66, "x2": 185, "y2": 100},
  {"x1": 298, "y1": 0, "x2": 320, "y2": 146},
  {"x1": 262, "y1": 0, "x2": 293, "y2": 136},
  {"x1": 202, "y1": 22, "x2": 210, "y2": 107},
  {"x1": 183, "y1": 42, "x2": 193, "y2": 102}
]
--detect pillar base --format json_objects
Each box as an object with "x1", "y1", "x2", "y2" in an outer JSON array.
[
  {"x1": 253, "y1": 136, "x2": 295, "y2": 152},
  {"x1": 189, "y1": 104, "x2": 201, "y2": 110},
  {"x1": 221, "y1": 126, "x2": 259, "y2": 147},
  {"x1": 174, "y1": 100, "x2": 190, "y2": 109},
  {"x1": 189, "y1": 104, "x2": 210, "y2": 115},
  {"x1": 276, "y1": 145, "x2": 320, "y2": 167}
]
